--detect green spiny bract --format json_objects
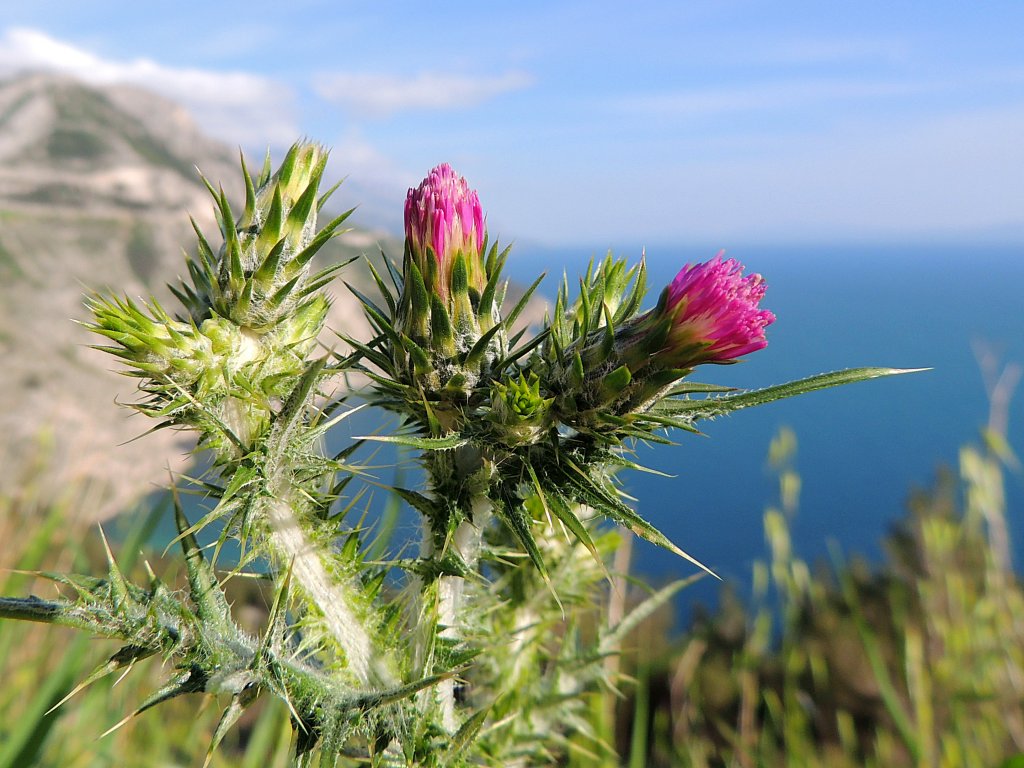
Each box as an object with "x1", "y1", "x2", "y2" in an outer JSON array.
[
  {"x1": 538, "y1": 252, "x2": 657, "y2": 430},
  {"x1": 0, "y1": 505, "x2": 431, "y2": 765},
  {"x1": 89, "y1": 142, "x2": 350, "y2": 462},
  {"x1": 0, "y1": 144, "x2": 921, "y2": 766},
  {"x1": 488, "y1": 371, "x2": 553, "y2": 447},
  {"x1": 380, "y1": 237, "x2": 510, "y2": 404},
  {"x1": 83, "y1": 143, "x2": 417, "y2": 752},
  {"x1": 178, "y1": 142, "x2": 350, "y2": 331}
]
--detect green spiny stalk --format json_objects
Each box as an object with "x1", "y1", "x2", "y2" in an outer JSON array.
[
  {"x1": 87, "y1": 142, "x2": 389, "y2": 704},
  {"x1": 0, "y1": 145, "x2": 924, "y2": 765}
]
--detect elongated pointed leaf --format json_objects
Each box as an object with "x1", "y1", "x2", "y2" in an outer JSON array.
[
  {"x1": 503, "y1": 273, "x2": 546, "y2": 329},
  {"x1": 600, "y1": 576, "x2": 702, "y2": 654},
  {"x1": 664, "y1": 380, "x2": 736, "y2": 396},
  {"x1": 289, "y1": 209, "x2": 355, "y2": 275},
  {"x1": 253, "y1": 237, "x2": 288, "y2": 283},
  {"x1": 364, "y1": 258, "x2": 397, "y2": 316},
  {"x1": 355, "y1": 433, "x2": 468, "y2": 451},
  {"x1": 239, "y1": 150, "x2": 257, "y2": 225},
  {"x1": 526, "y1": 465, "x2": 598, "y2": 560},
  {"x1": 205, "y1": 685, "x2": 260, "y2": 768},
  {"x1": 560, "y1": 461, "x2": 717, "y2": 577},
  {"x1": 284, "y1": 174, "x2": 321, "y2": 237},
  {"x1": 463, "y1": 322, "x2": 503, "y2": 368},
  {"x1": 447, "y1": 707, "x2": 491, "y2": 762},
  {"x1": 671, "y1": 367, "x2": 927, "y2": 422},
  {"x1": 495, "y1": 327, "x2": 550, "y2": 372},
  {"x1": 174, "y1": 495, "x2": 234, "y2": 630},
  {"x1": 495, "y1": 493, "x2": 547, "y2": 576},
  {"x1": 393, "y1": 487, "x2": 437, "y2": 518}
]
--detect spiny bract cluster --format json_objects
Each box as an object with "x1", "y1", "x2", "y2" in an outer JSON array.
[
  {"x1": 0, "y1": 142, "x2": 913, "y2": 767},
  {"x1": 89, "y1": 143, "x2": 353, "y2": 461},
  {"x1": 357, "y1": 164, "x2": 781, "y2": 577}
]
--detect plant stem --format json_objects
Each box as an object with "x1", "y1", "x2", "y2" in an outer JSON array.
[
  {"x1": 421, "y1": 493, "x2": 493, "y2": 732},
  {"x1": 249, "y1": 365, "x2": 387, "y2": 687},
  {"x1": 265, "y1": 489, "x2": 376, "y2": 686}
]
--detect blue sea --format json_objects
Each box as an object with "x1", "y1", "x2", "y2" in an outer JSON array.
[
  {"x1": 166, "y1": 241, "x2": 1024, "y2": 622},
  {"x1": 500, "y1": 241, "x2": 1024, "y2": 615}
]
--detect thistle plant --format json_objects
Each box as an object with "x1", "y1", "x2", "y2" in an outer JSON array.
[{"x1": 0, "y1": 142, "x2": 918, "y2": 766}]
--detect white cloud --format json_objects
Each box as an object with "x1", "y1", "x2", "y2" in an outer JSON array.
[
  {"x1": 617, "y1": 77, "x2": 935, "y2": 119},
  {"x1": 0, "y1": 27, "x2": 298, "y2": 146},
  {"x1": 616, "y1": 69, "x2": 1024, "y2": 122},
  {"x1": 313, "y1": 70, "x2": 533, "y2": 117},
  {"x1": 329, "y1": 133, "x2": 407, "y2": 186},
  {"x1": 320, "y1": 131, "x2": 430, "y2": 233}
]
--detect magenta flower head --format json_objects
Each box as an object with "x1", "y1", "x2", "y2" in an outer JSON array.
[
  {"x1": 567, "y1": 252, "x2": 775, "y2": 417},
  {"x1": 654, "y1": 252, "x2": 775, "y2": 368},
  {"x1": 404, "y1": 163, "x2": 487, "y2": 301}
]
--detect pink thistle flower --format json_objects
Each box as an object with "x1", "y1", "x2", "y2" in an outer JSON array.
[
  {"x1": 404, "y1": 164, "x2": 486, "y2": 299},
  {"x1": 658, "y1": 252, "x2": 775, "y2": 366}
]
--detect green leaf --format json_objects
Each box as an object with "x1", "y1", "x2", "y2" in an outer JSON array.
[
  {"x1": 253, "y1": 237, "x2": 288, "y2": 283},
  {"x1": 600, "y1": 577, "x2": 702, "y2": 654},
  {"x1": 430, "y1": 294, "x2": 455, "y2": 349},
  {"x1": 502, "y1": 273, "x2": 546, "y2": 329},
  {"x1": 671, "y1": 367, "x2": 928, "y2": 421},
  {"x1": 451, "y1": 252, "x2": 469, "y2": 295},
  {"x1": 205, "y1": 686, "x2": 260, "y2": 768},
  {"x1": 600, "y1": 365, "x2": 632, "y2": 399},
  {"x1": 463, "y1": 322, "x2": 503, "y2": 369},
  {"x1": 495, "y1": 493, "x2": 547, "y2": 576},
  {"x1": 355, "y1": 433, "x2": 468, "y2": 451},
  {"x1": 174, "y1": 494, "x2": 234, "y2": 631},
  {"x1": 342, "y1": 669, "x2": 463, "y2": 709},
  {"x1": 268, "y1": 274, "x2": 302, "y2": 308},
  {"x1": 255, "y1": 187, "x2": 285, "y2": 256},
  {"x1": 446, "y1": 707, "x2": 491, "y2": 763},
  {"x1": 615, "y1": 257, "x2": 647, "y2": 322},
  {"x1": 344, "y1": 282, "x2": 391, "y2": 326},
  {"x1": 527, "y1": 464, "x2": 602, "y2": 566},
  {"x1": 284, "y1": 171, "x2": 321, "y2": 236},
  {"x1": 239, "y1": 150, "x2": 257, "y2": 226},
  {"x1": 317, "y1": 178, "x2": 342, "y2": 211},
  {"x1": 276, "y1": 142, "x2": 299, "y2": 186},
  {"x1": 297, "y1": 259, "x2": 354, "y2": 298},
  {"x1": 364, "y1": 258, "x2": 397, "y2": 316},
  {"x1": 599, "y1": 302, "x2": 615, "y2": 358},
  {"x1": 664, "y1": 380, "x2": 735, "y2": 396},
  {"x1": 561, "y1": 461, "x2": 717, "y2": 577},
  {"x1": 407, "y1": 259, "x2": 430, "y2": 320},
  {"x1": 393, "y1": 487, "x2": 437, "y2": 518},
  {"x1": 289, "y1": 209, "x2": 355, "y2": 275},
  {"x1": 494, "y1": 327, "x2": 550, "y2": 373}
]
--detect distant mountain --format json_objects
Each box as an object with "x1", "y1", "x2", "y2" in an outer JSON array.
[{"x1": 0, "y1": 73, "x2": 395, "y2": 519}]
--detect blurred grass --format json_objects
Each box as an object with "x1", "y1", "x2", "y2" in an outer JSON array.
[
  {"x1": 588, "y1": 421, "x2": 1024, "y2": 768},
  {"x1": 0, "y1": 456, "x2": 295, "y2": 767},
  {"x1": 3, "y1": 413, "x2": 1024, "y2": 766}
]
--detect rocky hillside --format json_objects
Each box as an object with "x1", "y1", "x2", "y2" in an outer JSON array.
[{"x1": 0, "y1": 73, "x2": 391, "y2": 520}]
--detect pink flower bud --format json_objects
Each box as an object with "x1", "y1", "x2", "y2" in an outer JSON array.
[
  {"x1": 404, "y1": 164, "x2": 486, "y2": 299},
  {"x1": 659, "y1": 252, "x2": 775, "y2": 366}
]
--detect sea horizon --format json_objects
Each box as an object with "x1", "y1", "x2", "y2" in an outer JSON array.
[
  {"x1": 499, "y1": 240, "x2": 1024, "y2": 615},
  {"x1": 152, "y1": 239, "x2": 1024, "y2": 623}
]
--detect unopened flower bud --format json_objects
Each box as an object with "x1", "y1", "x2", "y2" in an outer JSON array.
[
  {"x1": 489, "y1": 372, "x2": 552, "y2": 446},
  {"x1": 401, "y1": 164, "x2": 487, "y2": 348},
  {"x1": 404, "y1": 163, "x2": 486, "y2": 299}
]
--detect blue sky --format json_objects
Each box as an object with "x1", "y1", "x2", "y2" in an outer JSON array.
[{"x1": 0, "y1": 2, "x2": 1022, "y2": 246}]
